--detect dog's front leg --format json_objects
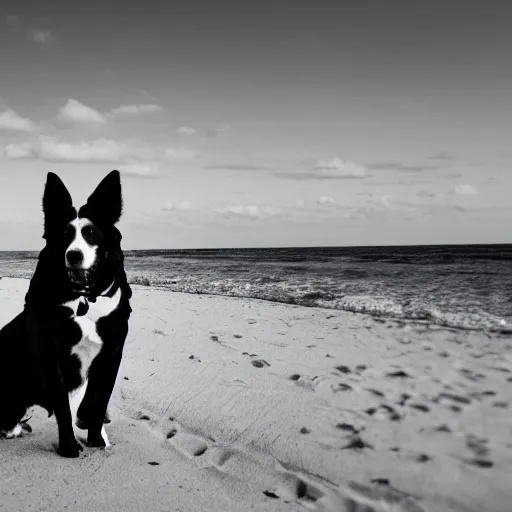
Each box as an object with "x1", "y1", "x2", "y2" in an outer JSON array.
[
  {"x1": 50, "y1": 364, "x2": 83, "y2": 458},
  {"x1": 85, "y1": 345, "x2": 124, "y2": 448}
]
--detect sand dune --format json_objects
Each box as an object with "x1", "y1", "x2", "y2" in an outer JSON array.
[{"x1": 1, "y1": 277, "x2": 511, "y2": 511}]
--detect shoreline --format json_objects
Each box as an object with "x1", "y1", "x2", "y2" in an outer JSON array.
[
  {"x1": 2, "y1": 273, "x2": 509, "y2": 335},
  {"x1": 0, "y1": 277, "x2": 511, "y2": 511}
]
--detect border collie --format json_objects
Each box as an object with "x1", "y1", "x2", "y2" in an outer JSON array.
[{"x1": 0, "y1": 170, "x2": 132, "y2": 457}]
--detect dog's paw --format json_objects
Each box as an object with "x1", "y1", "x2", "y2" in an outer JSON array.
[
  {"x1": 87, "y1": 433, "x2": 107, "y2": 448},
  {"x1": 57, "y1": 439, "x2": 84, "y2": 458},
  {"x1": 4, "y1": 424, "x2": 23, "y2": 439}
]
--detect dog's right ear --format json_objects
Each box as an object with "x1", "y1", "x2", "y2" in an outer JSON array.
[{"x1": 42, "y1": 172, "x2": 75, "y2": 240}]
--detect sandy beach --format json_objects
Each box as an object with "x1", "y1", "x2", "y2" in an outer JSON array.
[{"x1": 0, "y1": 276, "x2": 511, "y2": 512}]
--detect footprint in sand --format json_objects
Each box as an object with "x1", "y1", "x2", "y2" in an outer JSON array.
[
  {"x1": 432, "y1": 392, "x2": 472, "y2": 412},
  {"x1": 166, "y1": 428, "x2": 178, "y2": 439},
  {"x1": 251, "y1": 359, "x2": 270, "y2": 368},
  {"x1": 241, "y1": 352, "x2": 270, "y2": 368},
  {"x1": 341, "y1": 434, "x2": 374, "y2": 451},
  {"x1": 207, "y1": 446, "x2": 237, "y2": 468},
  {"x1": 288, "y1": 373, "x2": 322, "y2": 391},
  {"x1": 465, "y1": 434, "x2": 490, "y2": 458},
  {"x1": 165, "y1": 426, "x2": 209, "y2": 458},
  {"x1": 266, "y1": 473, "x2": 325, "y2": 505},
  {"x1": 335, "y1": 423, "x2": 363, "y2": 435},
  {"x1": 365, "y1": 404, "x2": 402, "y2": 421},
  {"x1": 347, "y1": 480, "x2": 427, "y2": 512}
]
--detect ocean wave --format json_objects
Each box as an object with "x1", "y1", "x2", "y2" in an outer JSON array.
[
  {"x1": 127, "y1": 273, "x2": 512, "y2": 334},
  {"x1": 1, "y1": 246, "x2": 510, "y2": 335}
]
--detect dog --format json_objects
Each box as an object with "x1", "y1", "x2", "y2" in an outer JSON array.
[{"x1": 0, "y1": 170, "x2": 132, "y2": 457}]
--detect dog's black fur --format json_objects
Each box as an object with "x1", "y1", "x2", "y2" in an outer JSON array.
[{"x1": 0, "y1": 170, "x2": 132, "y2": 457}]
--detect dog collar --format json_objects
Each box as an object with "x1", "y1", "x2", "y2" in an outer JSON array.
[{"x1": 76, "y1": 277, "x2": 119, "y2": 315}]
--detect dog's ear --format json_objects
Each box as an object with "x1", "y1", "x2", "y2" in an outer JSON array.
[
  {"x1": 42, "y1": 172, "x2": 75, "y2": 240},
  {"x1": 80, "y1": 170, "x2": 123, "y2": 225}
]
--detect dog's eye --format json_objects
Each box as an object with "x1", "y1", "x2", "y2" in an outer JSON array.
[{"x1": 81, "y1": 224, "x2": 103, "y2": 245}]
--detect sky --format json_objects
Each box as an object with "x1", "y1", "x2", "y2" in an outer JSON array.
[{"x1": 0, "y1": 0, "x2": 511, "y2": 250}]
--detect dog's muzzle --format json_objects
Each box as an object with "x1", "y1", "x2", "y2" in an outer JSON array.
[{"x1": 67, "y1": 269, "x2": 94, "y2": 293}]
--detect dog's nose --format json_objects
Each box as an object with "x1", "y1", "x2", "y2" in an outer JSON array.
[{"x1": 66, "y1": 250, "x2": 83, "y2": 267}]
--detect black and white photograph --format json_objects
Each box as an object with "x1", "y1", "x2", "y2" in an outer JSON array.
[{"x1": 0, "y1": 1, "x2": 510, "y2": 511}]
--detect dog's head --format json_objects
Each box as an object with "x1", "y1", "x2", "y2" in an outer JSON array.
[{"x1": 42, "y1": 170, "x2": 124, "y2": 297}]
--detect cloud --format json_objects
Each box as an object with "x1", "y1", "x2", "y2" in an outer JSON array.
[
  {"x1": 58, "y1": 99, "x2": 107, "y2": 125},
  {"x1": 275, "y1": 157, "x2": 367, "y2": 181},
  {"x1": 165, "y1": 148, "x2": 197, "y2": 160},
  {"x1": 216, "y1": 205, "x2": 259, "y2": 219},
  {"x1": 366, "y1": 162, "x2": 439, "y2": 173},
  {"x1": 314, "y1": 157, "x2": 367, "y2": 178},
  {"x1": 109, "y1": 104, "x2": 164, "y2": 116},
  {"x1": 317, "y1": 196, "x2": 335, "y2": 205},
  {"x1": 163, "y1": 200, "x2": 193, "y2": 211},
  {"x1": 205, "y1": 124, "x2": 232, "y2": 137},
  {"x1": 0, "y1": 109, "x2": 36, "y2": 132},
  {"x1": 6, "y1": 15, "x2": 53, "y2": 47},
  {"x1": 3, "y1": 136, "x2": 152, "y2": 163},
  {"x1": 206, "y1": 163, "x2": 271, "y2": 171},
  {"x1": 453, "y1": 184, "x2": 479, "y2": 196},
  {"x1": 175, "y1": 127, "x2": 196, "y2": 136},
  {"x1": 118, "y1": 163, "x2": 160, "y2": 179},
  {"x1": 3, "y1": 141, "x2": 32, "y2": 158},
  {"x1": 28, "y1": 30, "x2": 53, "y2": 46},
  {"x1": 213, "y1": 204, "x2": 282, "y2": 220}
]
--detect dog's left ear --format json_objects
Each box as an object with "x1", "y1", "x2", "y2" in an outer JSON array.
[
  {"x1": 80, "y1": 170, "x2": 123, "y2": 225},
  {"x1": 42, "y1": 172, "x2": 75, "y2": 240}
]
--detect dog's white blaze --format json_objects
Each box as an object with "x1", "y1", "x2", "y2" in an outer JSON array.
[
  {"x1": 63, "y1": 283, "x2": 120, "y2": 447},
  {"x1": 66, "y1": 218, "x2": 97, "y2": 270}
]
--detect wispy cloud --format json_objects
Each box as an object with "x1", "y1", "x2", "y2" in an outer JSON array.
[
  {"x1": 453, "y1": 184, "x2": 479, "y2": 196},
  {"x1": 317, "y1": 196, "x2": 335, "y2": 205},
  {"x1": 58, "y1": 99, "x2": 107, "y2": 125},
  {"x1": 108, "y1": 104, "x2": 164, "y2": 116},
  {"x1": 366, "y1": 162, "x2": 439, "y2": 173},
  {"x1": 206, "y1": 163, "x2": 272, "y2": 171},
  {"x1": 163, "y1": 200, "x2": 193, "y2": 211},
  {"x1": 314, "y1": 157, "x2": 367, "y2": 178},
  {"x1": 3, "y1": 136, "x2": 152, "y2": 164},
  {"x1": 0, "y1": 109, "x2": 36, "y2": 132},
  {"x1": 275, "y1": 157, "x2": 367, "y2": 180},
  {"x1": 205, "y1": 123, "x2": 232, "y2": 138},
  {"x1": 6, "y1": 15, "x2": 54, "y2": 47},
  {"x1": 175, "y1": 127, "x2": 196, "y2": 136},
  {"x1": 118, "y1": 163, "x2": 161, "y2": 179},
  {"x1": 3, "y1": 142, "x2": 32, "y2": 159},
  {"x1": 213, "y1": 204, "x2": 282, "y2": 220},
  {"x1": 28, "y1": 30, "x2": 53, "y2": 47}
]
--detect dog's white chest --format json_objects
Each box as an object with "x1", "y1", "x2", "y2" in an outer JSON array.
[
  {"x1": 63, "y1": 288, "x2": 121, "y2": 380},
  {"x1": 64, "y1": 288, "x2": 121, "y2": 345}
]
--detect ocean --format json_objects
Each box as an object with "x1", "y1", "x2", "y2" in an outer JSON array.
[{"x1": 0, "y1": 244, "x2": 511, "y2": 333}]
